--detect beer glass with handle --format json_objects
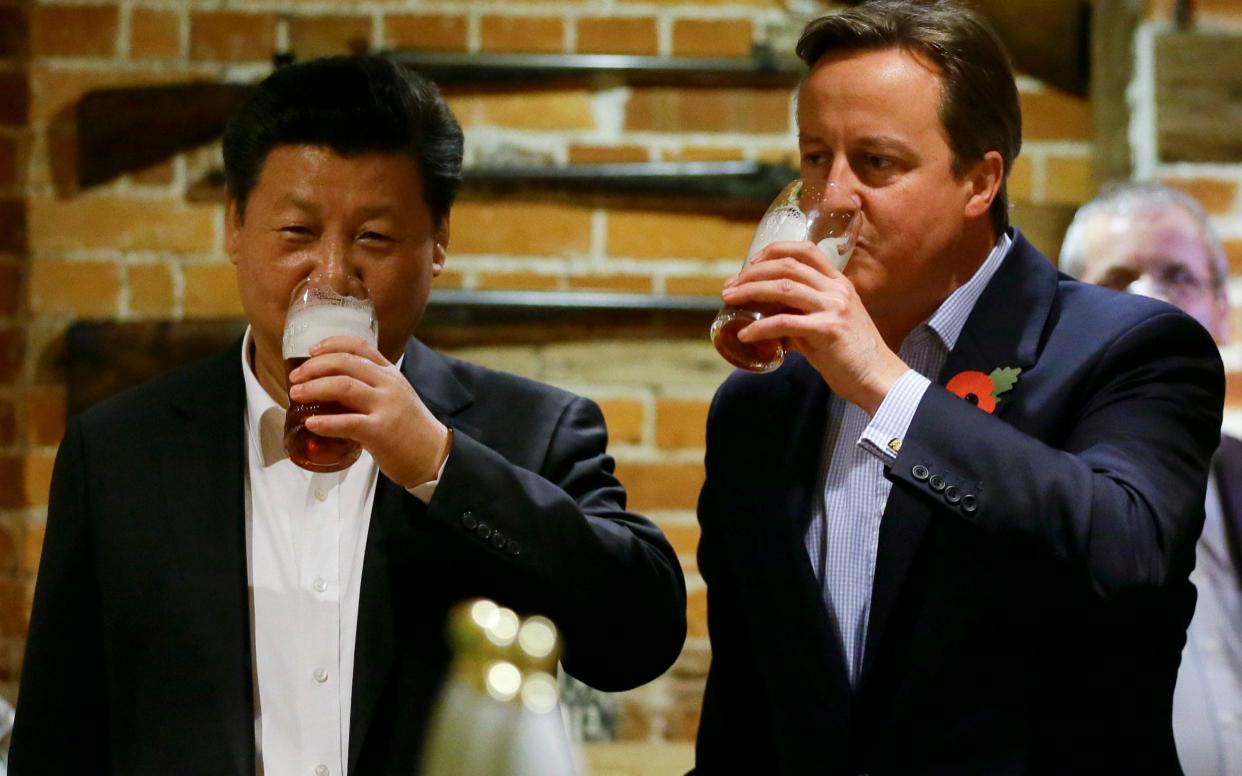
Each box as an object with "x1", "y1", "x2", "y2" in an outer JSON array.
[
  {"x1": 282, "y1": 271, "x2": 378, "y2": 472},
  {"x1": 711, "y1": 179, "x2": 861, "y2": 372}
]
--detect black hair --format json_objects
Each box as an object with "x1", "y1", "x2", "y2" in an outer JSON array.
[{"x1": 222, "y1": 55, "x2": 464, "y2": 223}]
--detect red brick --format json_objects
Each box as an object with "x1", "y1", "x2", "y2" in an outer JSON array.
[
  {"x1": 608, "y1": 209, "x2": 753, "y2": 261},
  {"x1": 0, "y1": 457, "x2": 21, "y2": 507},
  {"x1": 0, "y1": 327, "x2": 22, "y2": 383},
  {"x1": 0, "y1": 7, "x2": 28, "y2": 60},
  {"x1": 661, "y1": 521, "x2": 701, "y2": 567},
  {"x1": 384, "y1": 14, "x2": 468, "y2": 52},
  {"x1": 26, "y1": 389, "x2": 66, "y2": 447},
  {"x1": 288, "y1": 15, "x2": 372, "y2": 59},
  {"x1": 23, "y1": 523, "x2": 44, "y2": 575},
  {"x1": 0, "y1": 399, "x2": 14, "y2": 445},
  {"x1": 476, "y1": 90, "x2": 595, "y2": 130},
  {"x1": 1226, "y1": 240, "x2": 1242, "y2": 275},
  {"x1": 0, "y1": 136, "x2": 19, "y2": 186},
  {"x1": 0, "y1": 199, "x2": 25, "y2": 253},
  {"x1": 183, "y1": 263, "x2": 244, "y2": 317},
  {"x1": 686, "y1": 584, "x2": 707, "y2": 637},
  {"x1": 661, "y1": 146, "x2": 745, "y2": 162},
  {"x1": 666, "y1": 274, "x2": 732, "y2": 296},
  {"x1": 656, "y1": 398, "x2": 710, "y2": 449},
  {"x1": 0, "y1": 522, "x2": 17, "y2": 573},
  {"x1": 1044, "y1": 156, "x2": 1095, "y2": 206},
  {"x1": 432, "y1": 269, "x2": 465, "y2": 290},
  {"x1": 480, "y1": 16, "x2": 564, "y2": 54},
  {"x1": 596, "y1": 398, "x2": 645, "y2": 445},
  {"x1": 577, "y1": 17, "x2": 658, "y2": 56},
  {"x1": 32, "y1": 4, "x2": 118, "y2": 58},
  {"x1": 30, "y1": 260, "x2": 120, "y2": 316},
  {"x1": 0, "y1": 262, "x2": 21, "y2": 317},
  {"x1": 1008, "y1": 155, "x2": 1034, "y2": 202},
  {"x1": 0, "y1": 72, "x2": 28, "y2": 126},
  {"x1": 28, "y1": 197, "x2": 216, "y2": 253},
  {"x1": 131, "y1": 160, "x2": 174, "y2": 186},
  {"x1": 672, "y1": 19, "x2": 753, "y2": 57},
  {"x1": 625, "y1": 87, "x2": 791, "y2": 134},
  {"x1": 567, "y1": 144, "x2": 649, "y2": 164},
  {"x1": 1020, "y1": 89, "x2": 1092, "y2": 141},
  {"x1": 190, "y1": 11, "x2": 276, "y2": 62},
  {"x1": 452, "y1": 201, "x2": 593, "y2": 256},
  {"x1": 128, "y1": 263, "x2": 174, "y2": 316},
  {"x1": 0, "y1": 577, "x2": 30, "y2": 637},
  {"x1": 130, "y1": 8, "x2": 180, "y2": 61},
  {"x1": 475, "y1": 272, "x2": 559, "y2": 292},
  {"x1": 613, "y1": 460, "x2": 704, "y2": 511},
  {"x1": 1227, "y1": 371, "x2": 1242, "y2": 407},
  {"x1": 566, "y1": 274, "x2": 654, "y2": 293},
  {"x1": 1159, "y1": 178, "x2": 1238, "y2": 215}
]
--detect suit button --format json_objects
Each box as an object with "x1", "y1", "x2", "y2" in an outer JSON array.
[
  {"x1": 476, "y1": 522, "x2": 493, "y2": 540},
  {"x1": 505, "y1": 539, "x2": 522, "y2": 557},
  {"x1": 943, "y1": 485, "x2": 961, "y2": 504},
  {"x1": 912, "y1": 464, "x2": 930, "y2": 481},
  {"x1": 928, "y1": 474, "x2": 946, "y2": 492},
  {"x1": 461, "y1": 511, "x2": 478, "y2": 531},
  {"x1": 961, "y1": 494, "x2": 978, "y2": 513},
  {"x1": 490, "y1": 530, "x2": 507, "y2": 549}
]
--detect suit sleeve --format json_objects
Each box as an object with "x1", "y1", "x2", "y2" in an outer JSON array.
[
  {"x1": 10, "y1": 417, "x2": 109, "y2": 773},
  {"x1": 424, "y1": 395, "x2": 687, "y2": 691},
  {"x1": 891, "y1": 310, "x2": 1224, "y2": 600},
  {"x1": 691, "y1": 394, "x2": 779, "y2": 773}
]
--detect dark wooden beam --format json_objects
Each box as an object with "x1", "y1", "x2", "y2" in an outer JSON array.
[
  {"x1": 1091, "y1": 0, "x2": 1139, "y2": 186},
  {"x1": 1155, "y1": 32, "x2": 1242, "y2": 163}
]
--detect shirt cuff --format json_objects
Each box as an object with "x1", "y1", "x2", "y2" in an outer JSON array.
[
  {"x1": 405, "y1": 430, "x2": 452, "y2": 504},
  {"x1": 858, "y1": 369, "x2": 931, "y2": 464}
]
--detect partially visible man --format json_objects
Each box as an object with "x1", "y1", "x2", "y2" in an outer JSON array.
[
  {"x1": 10, "y1": 56, "x2": 686, "y2": 775},
  {"x1": 693, "y1": 1, "x2": 1224, "y2": 773},
  {"x1": 1062, "y1": 182, "x2": 1242, "y2": 776}
]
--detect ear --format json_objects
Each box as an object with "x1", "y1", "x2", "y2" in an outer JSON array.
[
  {"x1": 962, "y1": 150, "x2": 1005, "y2": 221},
  {"x1": 431, "y1": 214, "x2": 450, "y2": 277},
  {"x1": 225, "y1": 192, "x2": 243, "y2": 267}
]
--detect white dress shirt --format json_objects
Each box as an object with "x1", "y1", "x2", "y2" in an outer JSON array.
[{"x1": 240, "y1": 329, "x2": 438, "y2": 776}]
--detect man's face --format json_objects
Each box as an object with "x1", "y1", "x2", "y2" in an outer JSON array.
[
  {"x1": 1076, "y1": 207, "x2": 1229, "y2": 344},
  {"x1": 797, "y1": 47, "x2": 998, "y2": 319},
  {"x1": 226, "y1": 145, "x2": 448, "y2": 374}
]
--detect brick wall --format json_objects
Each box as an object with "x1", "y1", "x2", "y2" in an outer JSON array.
[{"x1": 3, "y1": 0, "x2": 1101, "y2": 745}]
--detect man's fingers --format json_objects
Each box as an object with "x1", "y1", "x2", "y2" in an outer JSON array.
[
  {"x1": 289, "y1": 375, "x2": 376, "y2": 411},
  {"x1": 289, "y1": 351, "x2": 390, "y2": 386},
  {"x1": 748, "y1": 240, "x2": 842, "y2": 279},
  {"x1": 310, "y1": 335, "x2": 387, "y2": 366},
  {"x1": 732, "y1": 256, "x2": 834, "y2": 293},
  {"x1": 736, "y1": 312, "x2": 833, "y2": 344},
  {"x1": 303, "y1": 411, "x2": 369, "y2": 440}
]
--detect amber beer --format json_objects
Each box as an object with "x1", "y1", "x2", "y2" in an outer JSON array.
[{"x1": 282, "y1": 276, "x2": 377, "y2": 472}]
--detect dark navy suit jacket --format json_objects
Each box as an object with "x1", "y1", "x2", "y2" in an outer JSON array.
[
  {"x1": 693, "y1": 230, "x2": 1224, "y2": 775},
  {"x1": 11, "y1": 337, "x2": 687, "y2": 775}
]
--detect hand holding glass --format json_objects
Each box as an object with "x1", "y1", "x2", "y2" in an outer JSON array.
[
  {"x1": 711, "y1": 179, "x2": 861, "y2": 372},
  {"x1": 282, "y1": 272, "x2": 379, "y2": 472}
]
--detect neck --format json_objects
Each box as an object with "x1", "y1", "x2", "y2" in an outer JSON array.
[{"x1": 871, "y1": 223, "x2": 1000, "y2": 350}]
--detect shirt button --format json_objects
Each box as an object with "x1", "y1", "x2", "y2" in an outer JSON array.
[
  {"x1": 313, "y1": 668, "x2": 329, "y2": 683},
  {"x1": 313, "y1": 487, "x2": 327, "y2": 502},
  {"x1": 315, "y1": 766, "x2": 330, "y2": 776},
  {"x1": 312, "y1": 578, "x2": 328, "y2": 593}
]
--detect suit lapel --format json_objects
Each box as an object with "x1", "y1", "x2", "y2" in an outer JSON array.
[
  {"x1": 348, "y1": 338, "x2": 475, "y2": 774},
  {"x1": 161, "y1": 344, "x2": 255, "y2": 773},
  {"x1": 862, "y1": 230, "x2": 1058, "y2": 687},
  {"x1": 739, "y1": 355, "x2": 854, "y2": 706}
]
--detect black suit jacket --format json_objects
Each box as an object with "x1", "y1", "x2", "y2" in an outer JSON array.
[
  {"x1": 693, "y1": 231, "x2": 1224, "y2": 775},
  {"x1": 11, "y1": 337, "x2": 687, "y2": 774}
]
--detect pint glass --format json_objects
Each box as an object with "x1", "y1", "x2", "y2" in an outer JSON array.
[
  {"x1": 282, "y1": 272, "x2": 378, "y2": 472},
  {"x1": 711, "y1": 179, "x2": 861, "y2": 372}
]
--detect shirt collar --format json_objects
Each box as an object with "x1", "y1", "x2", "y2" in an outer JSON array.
[{"x1": 917, "y1": 230, "x2": 1014, "y2": 352}]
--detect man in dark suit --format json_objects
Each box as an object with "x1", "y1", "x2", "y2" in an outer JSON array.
[
  {"x1": 1061, "y1": 182, "x2": 1242, "y2": 776},
  {"x1": 694, "y1": 2, "x2": 1223, "y2": 774},
  {"x1": 11, "y1": 57, "x2": 687, "y2": 775}
]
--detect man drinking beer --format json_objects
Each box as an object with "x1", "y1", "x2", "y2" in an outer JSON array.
[
  {"x1": 692, "y1": 1, "x2": 1224, "y2": 773},
  {"x1": 11, "y1": 56, "x2": 686, "y2": 775}
]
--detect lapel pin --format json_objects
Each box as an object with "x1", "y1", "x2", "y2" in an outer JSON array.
[{"x1": 946, "y1": 367, "x2": 1022, "y2": 415}]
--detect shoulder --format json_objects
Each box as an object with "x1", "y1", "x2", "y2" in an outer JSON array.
[
  {"x1": 1052, "y1": 273, "x2": 1217, "y2": 354},
  {"x1": 76, "y1": 346, "x2": 238, "y2": 432},
  {"x1": 437, "y1": 352, "x2": 596, "y2": 423}
]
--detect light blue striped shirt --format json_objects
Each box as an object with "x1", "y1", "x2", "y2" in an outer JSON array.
[{"x1": 805, "y1": 232, "x2": 1013, "y2": 686}]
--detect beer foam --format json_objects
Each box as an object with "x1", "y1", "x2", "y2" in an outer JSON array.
[{"x1": 282, "y1": 303, "x2": 377, "y2": 358}]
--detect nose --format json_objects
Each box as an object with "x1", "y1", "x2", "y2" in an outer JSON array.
[
  {"x1": 312, "y1": 236, "x2": 361, "y2": 280},
  {"x1": 817, "y1": 179, "x2": 859, "y2": 215}
]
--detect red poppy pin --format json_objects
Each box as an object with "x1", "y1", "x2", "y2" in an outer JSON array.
[{"x1": 945, "y1": 367, "x2": 1021, "y2": 414}]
